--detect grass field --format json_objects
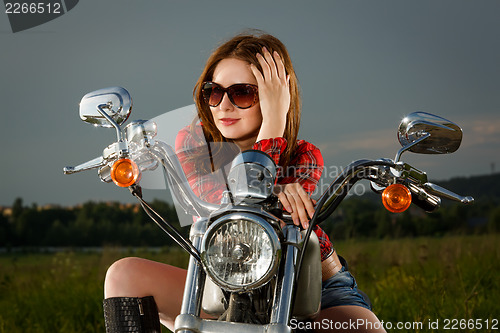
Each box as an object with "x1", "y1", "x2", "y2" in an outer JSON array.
[{"x1": 0, "y1": 234, "x2": 498, "y2": 332}]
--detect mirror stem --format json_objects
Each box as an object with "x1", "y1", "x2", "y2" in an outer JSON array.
[
  {"x1": 394, "y1": 132, "x2": 430, "y2": 162},
  {"x1": 97, "y1": 103, "x2": 123, "y2": 142}
]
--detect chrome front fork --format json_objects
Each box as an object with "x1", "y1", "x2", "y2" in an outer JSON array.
[
  {"x1": 180, "y1": 218, "x2": 207, "y2": 316},
  {"x1": 270, "y1": 225, "x2": 301, "y2": 324},
  {"x1": 174, "y1": 222, "x2": 301, "y2": 333}
]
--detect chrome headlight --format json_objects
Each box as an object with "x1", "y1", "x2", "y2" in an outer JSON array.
[{"x1": 201, "y1": 213, "x2": 281, "y2": 292}]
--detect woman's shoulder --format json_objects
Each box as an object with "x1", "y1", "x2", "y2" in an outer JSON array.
[
  {"x1": 294, "y1": 140, "x2": 321, "y2": 155},
  {"x1": 289, "y1": 139, "x2": 324, "y2": 166},
  {"x1": 295, "y1": 139, "x2": 321, "y2": 152}
]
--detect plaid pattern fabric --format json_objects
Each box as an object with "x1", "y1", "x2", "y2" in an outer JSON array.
[{"x1": 175, "y1": 125, "x2": 333, "y2": 261}]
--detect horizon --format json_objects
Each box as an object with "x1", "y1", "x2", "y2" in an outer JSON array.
[{"x1": 2, "y1": 171, "x2": 498, "y2": 209}]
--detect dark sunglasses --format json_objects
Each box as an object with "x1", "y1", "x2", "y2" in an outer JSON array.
[{"x1": 201, "y1": 81, "x2": 259, "y2": 109}]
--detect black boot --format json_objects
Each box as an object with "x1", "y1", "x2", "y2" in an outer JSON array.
[{"x1": 103, "y1": 296, "x2": 161, "y2": 333}]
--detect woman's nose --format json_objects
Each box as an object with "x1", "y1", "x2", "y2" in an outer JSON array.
[{"x1": 219, "y1": 92, "x2": 234, "y2": 110}]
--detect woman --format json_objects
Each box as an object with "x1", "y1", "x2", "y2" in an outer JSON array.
[{"x1": 104, "y1": 32, "x2": 386, "y2": 333}]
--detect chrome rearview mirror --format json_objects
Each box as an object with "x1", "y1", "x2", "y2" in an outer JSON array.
[
  {"x1": 395, "y1": 112, "x2": 462, "y2": 162},
  {"x1": 79, "y1": 87, "x2": 132, "y2": 128}
]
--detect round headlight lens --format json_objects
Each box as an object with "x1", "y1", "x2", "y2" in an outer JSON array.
[{"x1": 202, "y1": 214, "x2": 280, "y2": 291}]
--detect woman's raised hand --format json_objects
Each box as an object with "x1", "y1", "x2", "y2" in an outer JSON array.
[{"x1": 251, "y1": 47, "x2": 291, "y2": 141}]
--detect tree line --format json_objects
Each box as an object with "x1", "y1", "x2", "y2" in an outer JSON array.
[
  {"x1": 0, "y1": 199, "x2": 184, "y2": 248},
  {"x1": 1, "y1": 173, "x2": 499, "y2": 248},
  {"x1": 322, "y1": 173, "x2": 500, "y2": 239}
]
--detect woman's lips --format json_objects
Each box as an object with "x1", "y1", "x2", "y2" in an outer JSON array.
[{"x1": 219, "y1": 118, "x2": 240, "y2": 126}]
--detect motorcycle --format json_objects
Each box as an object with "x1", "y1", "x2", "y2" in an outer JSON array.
[{"x1": 64, "y1": 87, "x2": 474, "y2": 333}]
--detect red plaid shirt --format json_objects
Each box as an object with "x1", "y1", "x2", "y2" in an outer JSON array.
[{"x1": 175, "y1": 125, "x2": 333, "y2": 261}]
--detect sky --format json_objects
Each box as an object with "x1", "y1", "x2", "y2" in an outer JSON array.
[{"x1": 1, "y1": 0, "x2": 499, "y2": 207}]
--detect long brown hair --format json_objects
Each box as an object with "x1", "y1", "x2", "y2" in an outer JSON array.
[{"x1": 192, "y1": 31, "x2": 301, "y2": 171}]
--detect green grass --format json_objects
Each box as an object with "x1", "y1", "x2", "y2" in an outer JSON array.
[
  {"x1": 0, "y1": 235, "x2": 498, "y2": 332},
  {"x1": 335, "y1": 234, "x2": 500, "y2": 332},
  {"x1": 0, "y1": 248, "x2": 187, "y2": 333}
]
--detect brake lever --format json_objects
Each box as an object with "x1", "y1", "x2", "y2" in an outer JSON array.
[
  {"x1": 63, "y1": 156, "x2": 106, "y2": 174},
  {"x1": 422, "y1": 182, "x2": 474, "y2": 205}
]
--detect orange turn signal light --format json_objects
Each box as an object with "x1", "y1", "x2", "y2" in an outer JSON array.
[
  {"x1": 382, "y1": 184, "x2": 412, "y2": 213},
  {"x1": 110, "y1": 158, "x2": 140, "y2": 187}
]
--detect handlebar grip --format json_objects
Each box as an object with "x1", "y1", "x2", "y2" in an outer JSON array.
[
  {"x1": 411, "y1": 192, "x2": 440, "y2": 212},
  {"x1": 406, "y1": 182, "x2": 441, "y2": 212}
]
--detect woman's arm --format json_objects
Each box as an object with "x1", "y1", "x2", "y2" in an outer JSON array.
[
  {"x1": 253, "y1": 138, "x2": 324, "y2": 229},
  {"x1": 253, "y1": 138, "x2": 333, "y2": 262}
]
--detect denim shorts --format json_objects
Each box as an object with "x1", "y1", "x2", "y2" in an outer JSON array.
[{"x1": 320, "y1": 258, "x2": 372, "y2": 310}]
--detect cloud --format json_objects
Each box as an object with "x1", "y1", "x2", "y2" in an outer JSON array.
[
  {"x1": 317, "y1": 115, "x2": 500, "y2": 160},
  {"x1": 462, "y1": 118, "x2": 500, "y2": 147},
  {"x1": 317, "y1": 128, "x2": 397, "y2": 159}
]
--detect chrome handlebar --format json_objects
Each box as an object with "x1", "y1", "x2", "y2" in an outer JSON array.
[
  {"x1": 64, "y1": 128, "x2": 474, "y2": 222},
  {"x1": 63, "y1": 135, "x2": 220, "y2": 217},
  {"x1": 312, "y1": 158, "x2": 473, "y2": 225}
]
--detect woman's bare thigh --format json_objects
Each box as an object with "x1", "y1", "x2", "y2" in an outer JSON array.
[{"x1": 104, "y1": 257, "x2": 187, "y2": 329}]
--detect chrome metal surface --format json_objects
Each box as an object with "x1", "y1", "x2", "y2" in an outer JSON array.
[
  {"x1": 407, "y1": 182, "x2": 441, "y2": 211},
  {"x1": 292, "y1": 230, "x2": 321, "y2": 319},
  {"x1": 207, "y1": 204, "x2": 283, "y2": 232},
  {"x1": 102, "y1": 141, "x2": 130, "y2": 160},
  {"x1": 180, "y1": 218, "x2": 208, "y2": 317},
  {"x1": 423, "y1": 182, "x2": 474, "y2": 204},
  {"x1": 79, "y1": 87, "x2": 132, "y2": 128},
  {"x1": 97, "y1": 103, "x2": 123, "y2": 141},
  {"x1": 231, "y1": 150, "x2": 277, "y2": 176},
  {"x1": 397, "y1": 112, "x2": 462, "y2": 155},
  {"x1": 201, "y1": 276, "x2": 226, "y2": 316},
  {"x1": 174, "y1": 314, "x2": 291, "y2": 333},
  {"x1": 227, "y1": 150, "x2": 277, "y2": 204},
  {"x1": 63, "y1": 156, "x2": 105, "y2": 174},
  {"x1": 270, "y1": 225, "x2": 300, "y2": 325},
  {"x1": 98, "y1": 164, "x2": 112, "y2": 183},
  {"x1": 125, "y1": 120, "x2": 157, "y2": 147},
  {"x1": 189, "y1": 217, "x2": 209, "y2": 239},
  {"x1": 394, "y1": 133, "x2": 430, "y2": 162},
  {"x1": 150, "y1": 141, "x2": 219, "y2": 217}
]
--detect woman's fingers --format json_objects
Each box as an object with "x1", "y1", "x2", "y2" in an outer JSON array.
[
  {"x1": 277, "y1": 191, "x2": 298, "y2": 225},
  {"x1": 297, "y1": 185, "x2": 316, "y2": 219},
  {"x1": 291, "y1": 193, "x2": 309, "y2": 229},
  {"x1": 250, "y1": 63, "x2": 264, "y2": 84},
  {"x1": 277, "y1": 190, "x2": 292, "y2": 213},
  {"x1": 276, "y1": 183, "x2": 315, "y2": 229},
  {"x1": 273, "y1": 51, "x2": 287, "y2": 81},
  {"x1": 256, "y1": 51, "x2": 272, "y2": 80},
  {"x1": 262, "y1": 47, "x2": 278, "y2": 78},
  {"x1": 256, "y1": 47, "x2": 287, "y2": 82},
  {"x1": 286, "y1": 184, "x2": 313, "y2": 228}
]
